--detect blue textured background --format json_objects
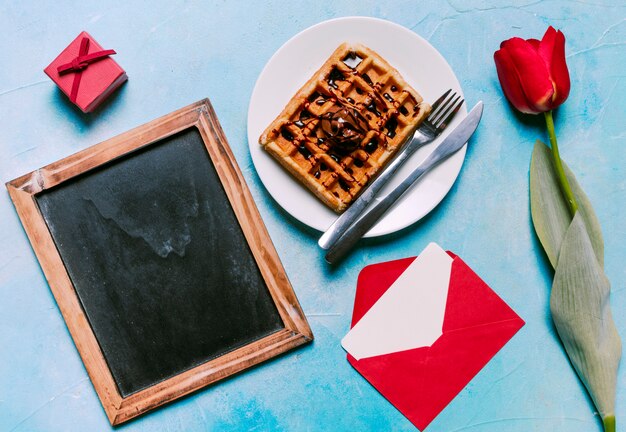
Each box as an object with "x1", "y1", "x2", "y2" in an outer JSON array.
[{"x1": 1, "y1": 1, "x2": 625, "y2": 431}]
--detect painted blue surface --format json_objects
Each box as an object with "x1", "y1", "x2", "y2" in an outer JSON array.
[{"x1": 1, "y1": 1, "x2": 625, "y2": 431}]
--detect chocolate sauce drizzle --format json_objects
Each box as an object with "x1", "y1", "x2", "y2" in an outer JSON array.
[
  {"x1": 385, "y1": 117, "x2": 398, "y2": 138},
  {"x1": 338, "y1": 178, "x2": 351, "y2": 192},
  {"x1": 364, "y1": 139, "x2": 378, "y2": 154},
  {"x1": 298, "y1": 144, "x2": 312, "y2": 159},
  {"x1": 281, "y1": 128, "x2": 294, "y2": 141},
  {"x1": 320, "y1": 106, "x2": 368, "y2": 153},
  {"x1": 327, "y1": 68, "x2": 345, "y2": 89},
  {"x1": 365, "y1": 99, "x2": 381, "y2": 117}
]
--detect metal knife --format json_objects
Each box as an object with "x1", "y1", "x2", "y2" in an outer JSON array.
[
  {"x1": 324, "y1": 101, "x2": 484, "y2": 264},
  {"x1": 318, "y1": 127, "x2": 432, "y2": 250}
]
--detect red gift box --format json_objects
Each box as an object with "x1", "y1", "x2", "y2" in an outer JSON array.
[{"x1": 44, "y1": 31, "x2": 127, "y2": 113}]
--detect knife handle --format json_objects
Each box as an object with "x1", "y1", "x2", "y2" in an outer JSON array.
[
  {"x1": 325, "y1": 164, "x2": 429, "y2": 264},
  {"x1": 318, "y1": 132, "x2": 431, "y2": 250}
]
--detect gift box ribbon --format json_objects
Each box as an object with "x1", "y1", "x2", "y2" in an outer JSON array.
[{"x1": 57, "y1": 37, "x2": 117, "y2": 103}]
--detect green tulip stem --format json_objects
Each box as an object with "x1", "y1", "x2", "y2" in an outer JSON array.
[
  {"x1": 544, "y1": 110, "x2": 578, "y2": 216},
  {"x1": 604, "y1": 416, "x2": 616, "y2": 432}
]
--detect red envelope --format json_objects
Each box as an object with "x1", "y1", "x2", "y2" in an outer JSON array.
[{"x1": 347, "y1": 252, "x2": 525, "y2": 430}]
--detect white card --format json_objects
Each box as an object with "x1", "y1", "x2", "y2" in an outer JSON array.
[{"x1": 341, "y1": 243, "x2": 453, "y2": 360}]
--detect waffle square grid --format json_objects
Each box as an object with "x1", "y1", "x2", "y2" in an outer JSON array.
[{"x1": 260, "y1": 43, "x2": 431, "y2": 213}]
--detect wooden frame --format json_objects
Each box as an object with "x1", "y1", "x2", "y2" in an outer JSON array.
[{"x1": 6, "y1": 99, "x2": 313, "y2": 425}]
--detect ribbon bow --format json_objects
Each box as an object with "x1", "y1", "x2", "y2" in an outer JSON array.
[{"x1": 57, "y1": 37, "x2": 116, "y2": 103}]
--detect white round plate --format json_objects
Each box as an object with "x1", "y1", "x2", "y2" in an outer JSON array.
[{"x1": 247, "y1": 16, "x2": 466, "y2": 237}]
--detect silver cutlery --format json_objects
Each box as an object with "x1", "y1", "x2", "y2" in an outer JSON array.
[
  {"x1": 318, "y1": 89, "x2": 464, "y2": 250},
  {"x1": 324, "y1": 101, "x2": 484, "y2": 264}
]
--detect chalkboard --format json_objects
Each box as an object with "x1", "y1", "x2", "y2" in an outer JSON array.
[
  {"x1": 36, "y1": 127, "x2": 284, "y2": 397},
  {"x1": 7, "y1": 100, "x2": 312, "y2": 425}
]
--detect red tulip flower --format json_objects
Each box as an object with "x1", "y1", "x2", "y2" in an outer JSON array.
[
  {"x1": 494, "y1": 26, "x2": 578, "y2": 216},
  {"x1": 494, "y1": 26, "x2": 570, "y2": 114}
]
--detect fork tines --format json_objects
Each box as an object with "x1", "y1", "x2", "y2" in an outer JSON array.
[{"x1": 426, "y1": 89, "x2": 465, "y2": 132}]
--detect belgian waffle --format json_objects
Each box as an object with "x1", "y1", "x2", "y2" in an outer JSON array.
[{"x1": 259, "y1": 42, "x2": 431, "y2": 213}]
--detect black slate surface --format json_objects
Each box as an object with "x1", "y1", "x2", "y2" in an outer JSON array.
[{"x1": 36, "y1": 128, "x2": 284, "y2": 397}]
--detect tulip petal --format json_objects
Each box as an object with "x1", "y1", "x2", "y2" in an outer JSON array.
[
  {"x1": 494, "y1": 48, "x2": 534, "y2": 113},
  {"x1": 538, "y1": 26, "x2": 558, "y2": 69},
  {"x1": 501, "y1": 37, "x2": 554, "y2": 112},
  {"x1": 539, "y1": 27, "x2": 570, "y2": 106},
  {"x1": 527, "y1": 38, "x2": 541, "y2": 50}
]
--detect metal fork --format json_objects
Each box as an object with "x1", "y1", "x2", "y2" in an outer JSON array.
[{"x1": 318, "y1": 89, "x2": 465, "y2": 249}]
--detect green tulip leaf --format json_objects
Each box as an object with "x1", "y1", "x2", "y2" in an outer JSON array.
[
  {"x1": 550, "y1": 212, "x2": 621, "y2": 426},
  {"x1": 530, "y1": 140, "x2": 604, "y2": 269}
]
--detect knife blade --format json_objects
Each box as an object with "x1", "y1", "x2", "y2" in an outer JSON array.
[{"x1": 325, "y1": 101, "x2": 483, "y2": 264}]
